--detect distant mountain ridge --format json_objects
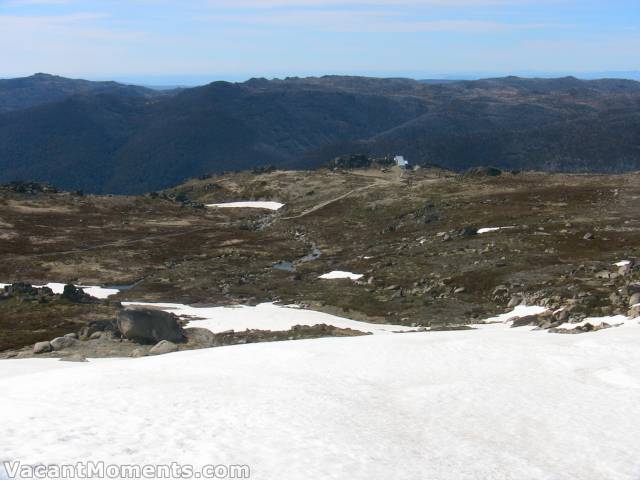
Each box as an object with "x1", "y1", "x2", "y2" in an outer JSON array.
[
  {"x1": 0, "y1": 73, "x2": 170, "y2": 113},
  {"x1": 0, "y1": 73, "x2": 639, "y2": 194}
]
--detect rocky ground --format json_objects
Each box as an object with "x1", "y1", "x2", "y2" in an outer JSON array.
[{"x1": 1, "y1": 166, "x2": 640, "y2": 355}]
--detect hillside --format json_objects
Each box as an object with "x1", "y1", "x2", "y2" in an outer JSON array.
[
  {"x1": 0, "y1": 74, "x2": 639, "y2": 193},
  {"x1": 0, "y1": 73, "x2": 165, "y2": 113}
]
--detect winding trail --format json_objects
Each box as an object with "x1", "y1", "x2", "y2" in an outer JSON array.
[
  {"x1": 280, "y1": 185, "x2": 376, "y2": 220},
  {"x1": 280, "y1": 171, "x2": 401, "y2": 220}
]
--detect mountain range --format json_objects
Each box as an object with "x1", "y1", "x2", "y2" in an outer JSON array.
[{"x1": 1, "y1": 73, "x2": 639, "y2": 194}]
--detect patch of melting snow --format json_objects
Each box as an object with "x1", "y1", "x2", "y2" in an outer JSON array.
[
  {"x1": 481, "y1": 305, "x2": 549, "y2": 324},
  {"x1": 206, "y1": 201, "x2": 284, "y2": 211},
  {"x1": 272, "y1": 245, "x2": 322, "y2": 272},
  {"x1": 477, "y1": 226, "x2": 516, "y2": 234},
  {"x1": 318, "y1": 271, "x2": 364, "y2": 280},
  {"x1": 481, "y1": 307, "x2": 639, "y2": 333},
  {"x1": 121, "y1": 301, "x2": 412, "y2": 334},
  {"x1": 0, "y1": 282, "x2": 119, "y2": 299},
  {"x1": 556, "y1": 315, "x2": 631, "y2": 330},
  {"x1": 614, "y1": 260, "x2": 632, "y2": 267}
]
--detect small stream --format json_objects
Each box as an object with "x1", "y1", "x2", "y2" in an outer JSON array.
[
  {"x1": 272, "y1": 244, "x2": 322, "y2": 272},
  {"x1": 103, "y1": 278, "x2": 145, "y2": 291}
]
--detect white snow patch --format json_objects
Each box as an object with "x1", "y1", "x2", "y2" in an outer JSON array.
[
  {"x1": 614, "y1": 260, "x2": 632, "y2": 267},
  {"x1": 477, "y1": 226, "x2": 516, "y2": 234},
  {"x1": 206, "y1": 201, "x2": 284, "y2": 211},
  {"x1": 318, "y1": 271, "x2": 363, "y2": 280},
  {"x1": 3, "y1": 320, "x2": 640, "y2": 479},
  {"x1": 0, "y1": 282, "x2": 119, "y2": 299},
  {"x1": 121, "y1": 301, "x2": 412, "y2": 334}
]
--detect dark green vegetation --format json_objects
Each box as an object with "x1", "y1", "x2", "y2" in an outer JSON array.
[
  {"x1": 1, "y1": 167, "x2": 640, "y2": 353},
  {"x1": 1, "y1": 74, "x2": 640, "y2": 193}
]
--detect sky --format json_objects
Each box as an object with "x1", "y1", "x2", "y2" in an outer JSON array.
[{"x1": 0, "y1": 0, "x2": 638, "y2": 85}]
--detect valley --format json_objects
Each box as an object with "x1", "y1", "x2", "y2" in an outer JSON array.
[
  {"x1": 2, "y1": 166, "x2": 640, "y2": 354},
  {"x1": 1, "y1": 74, "x2": 640, "y2": 193}
]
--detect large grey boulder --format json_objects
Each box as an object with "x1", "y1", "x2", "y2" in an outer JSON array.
[
  {"x1": 50, "y1": 336, "x2": 78, "y2": 351},
  {"x1": 507, "y1": 295, "x2": 522, "y2": 308},
  {"x1": 149, "y1": 340, "x2": 178, "y2": 356},
  {"x1": 33, "y1": 341, "x2": 52, "y2": 354},
  {"x1": 184, "y1": 327, "x2": 218, "y2": 349},
  {"x1": 618, "y1": 263, "x2": 633, "y2": 276},
  {"x1": 117, "y1": 307, "x2": 185, "y2": 344},
  {"x1": 629, "y1": 292, "x2": 640, "y2": 307},
  {"x1": 130, "y1": 347, "x2": 148, "y2": 358}
]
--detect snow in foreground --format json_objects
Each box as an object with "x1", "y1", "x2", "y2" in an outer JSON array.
[
  {"x1": 318, "y1": 271, "x2": 363, "y2": 280},
  {"x1": 121, "y1": 301, "x2": 411, "y2": 334},
  {"x1": 2, "y1": 317, "x2": 640, "y2": 480},
  {"x1": 0, "y1": 283, "x2": 119, "y2": 299},
  {"x1": 206, "y1": 201, "x2": 284, "y2": 211}
]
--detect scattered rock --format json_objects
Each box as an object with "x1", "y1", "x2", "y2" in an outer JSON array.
[
  {"x1": 618, "y1": 264, "x2": 632, "y2": 276},
  {"x1": 50, "y1": 336, "x2": 78, "y2": 351},
  {"x1": 549, "y1": 322, "x2": 611, "y2": 334},
  {"x1": 511, "y1": 314, "x2": 548, "y2": 328},
  {"x1": 79, "y1": 319, "x2": 117, "y2": 339},
  {"x1": 90, "y1": 331, "x2": 103, "y2": 340},
  {"x1": 458, "y1": 226, "x2": 478, "y2": 237},
  {"x1": 184, "y1": 328, "x2": 218, "y2": 348},
  {"x1": 130, "y1": 347, "x2": 148, "y2": 358},
  {"x1": 464, "y1": 166, "x2": 502, "y2": 177},
  {"x1": 60, "y1": 354, "x2": 88, "y2": 362},
  {"x1": 583, "y1": 233, "x2": 595, "y2": 240},
  {"x1": 554, "y1": 309, "x2": 569, "y2": 323},
  {"x1": 327, "y1": 154, "x2": 375, "y2": 170},
  {"x1": 507, "y1": 296, "x2": 522, "y2": 308},
  {"x1": 62, "y1": 284, "x2": 97, "y2": 304},
  {"x1": 149, "y1": 340, "x2": 179, "y2": 356},
  {"x1": 117, "y1": 307, "x2": 185, "y2": 344},
  {"x1": 33, "y1": 341, "x2": 52, "y2": 354},
  {"x1": 493, "y1": 285, "x2": 509, "y2": 297},
  {"x1": 629, "y1": 292, "x2": 640, "y2": 307}
]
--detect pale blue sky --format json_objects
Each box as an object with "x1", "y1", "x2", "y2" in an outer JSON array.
[{"x1": 0, "y1": 0, "x2": 638, "y2": 84}]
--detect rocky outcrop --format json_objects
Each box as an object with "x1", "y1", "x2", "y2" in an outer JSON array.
[
  {"x1": 184, "y1": 328, "x2": 218, "y2": 349},
  {"x1": 116, "y1": 307, "x2": 185, "y2": 344},
  {"x1": 78, "y1": 319, "x2": 118, "y2": 340},
  {"x1": 463, "y1": 166, "x2": 502, "y2": 177},
  {"x1": 62, "y1": 284, "x2": 98, "y2": 304},
  {"x1": 327, "y1": 154, "x2": 373, "y2": 170},
  {"x1": 33, "y1": 341, "x2": 52, "y2": 354},
  {"x1": 50, "y1": 336, "x2": 78, "y2": 351},
  {"x1": 149, "y1": 340, "x2": 178, "y2": 356}
]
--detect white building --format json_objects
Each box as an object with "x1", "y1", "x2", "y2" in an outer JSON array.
[{"x1": 394, "y1": 155, "x2": 409, "y2": 168}]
